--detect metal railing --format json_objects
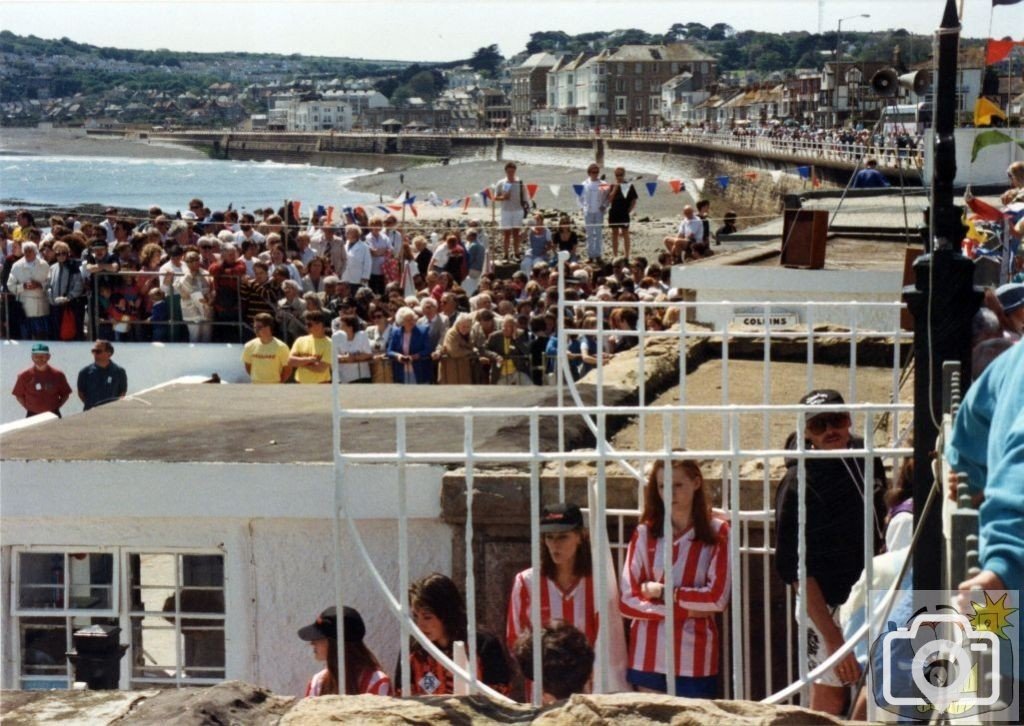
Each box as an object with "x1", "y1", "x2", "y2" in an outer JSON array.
[{"x1": 329, "y1": 250, "x2": 914, "y2": 705}]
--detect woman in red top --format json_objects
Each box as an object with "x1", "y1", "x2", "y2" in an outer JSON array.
[
  {"x1": 619, "y1": 456, "x2": 730, "y2": 697},
  {"x1": 297, "y1": 605, "x2": 391, "y2": 697}
]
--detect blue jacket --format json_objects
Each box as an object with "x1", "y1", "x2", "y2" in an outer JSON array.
[
  {"x1": 946, "y1": 341, "x2": 1024, "y2": 593},
  {"x1": 387, "y1": 325, "x2": 433, "y2": 384}
]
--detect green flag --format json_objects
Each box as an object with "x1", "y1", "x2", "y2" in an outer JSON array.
[{"x1": 970, "y1": 130, "x2": 1024, "y2": 162}]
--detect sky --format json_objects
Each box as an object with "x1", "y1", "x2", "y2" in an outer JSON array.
[{"x1": 0, "y1": 0, "x2": 1020, "y2": 62}]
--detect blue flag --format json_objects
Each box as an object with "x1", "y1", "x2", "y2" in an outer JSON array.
[
  {"x1": 718, "y1": 176, "x2": 730, "y2": 190},
  {"x1": 645, "y1": 181, "x2": 659, "y2": 197},
  {"x1": 797, "y1": 166, "x2": 811, "y2": 180},
  {"x1": 572, "y1": 184, "x2": 584, "y2": 197}
]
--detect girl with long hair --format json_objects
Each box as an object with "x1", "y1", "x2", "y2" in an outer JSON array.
[
  {"x1": 619, "y1": 456, "x2": 730, "y2": 697},
  {"x1": 399, "y1": 573, "x2": 510, "y2": 696},
  {"x1": 297, "y1": 605, "x2": 391, "y2": 697}
]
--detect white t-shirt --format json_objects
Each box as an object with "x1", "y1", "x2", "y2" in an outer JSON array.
[
  {"x1": 676, "y1": 216, "x2": 704, "y2": 243},
  {"x1": 332, "y1": 329, "x2": 372, "y2": 383}
]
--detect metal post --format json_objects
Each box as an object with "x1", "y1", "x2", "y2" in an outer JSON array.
[{"x1": 903, "y1": 0, "x2": 981, "y2": 593}]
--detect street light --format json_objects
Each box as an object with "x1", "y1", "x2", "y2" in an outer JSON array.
[{"x1": 834, "y1": 13, "x2": 870, "y2": 126}]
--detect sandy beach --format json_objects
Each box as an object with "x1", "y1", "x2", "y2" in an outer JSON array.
[{"x1": 0, "y1": 127, "x2": 206, "y2": 160}]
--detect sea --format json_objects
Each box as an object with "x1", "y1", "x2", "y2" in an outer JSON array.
[{"x1": 0, "y1": 154, "x2": 379, "y2": 215}]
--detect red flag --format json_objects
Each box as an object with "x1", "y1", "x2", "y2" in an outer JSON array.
[
  {"x1": 986, "y1": 39, "x2": 1024, "y2": 65},
  {"x1": 744, "y1": 171, "x2": 759, "y2": 181},
  {"x1": 525, "y1": 183, "x2": 539, "y2": 199},
  {"x1": 668, "y1": 179, "x2": 684, "y2": 194},
  {"x1": 386, "y1": 204, "x2": 403, "y2": 212},
  {"x1": 325, "y1": 206, "x2": 335, "y2": 225},
  {"x1": 966, "y1": 195, "x2": 1005, "y2": 223},
  {"x1": 290, "y1": 200, "x2": 302, "y2": 220}
]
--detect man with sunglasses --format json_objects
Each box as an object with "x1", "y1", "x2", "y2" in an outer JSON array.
[
  {"x1": 77, "y1": 339, "x2": 128, "y2": 411},
  {"x1": 774, "y1": 389, "x2": 887, "y2": 716}
]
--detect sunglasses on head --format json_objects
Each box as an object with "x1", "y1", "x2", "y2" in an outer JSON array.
[{"x1": 806, "y1": 412, "x2": 849, "y2": 435}]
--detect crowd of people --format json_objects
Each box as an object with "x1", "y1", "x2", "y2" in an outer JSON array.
[{"x1": 1, "y1": 161, "x2": 741, "y2": 388}]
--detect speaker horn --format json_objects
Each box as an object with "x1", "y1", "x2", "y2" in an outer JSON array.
[
  {"x1": 870, "y1": 68, "x2": 900, "y2": 97},
  {"x1": 899, "y1": 70, "x2": 930, "y2": 96}
]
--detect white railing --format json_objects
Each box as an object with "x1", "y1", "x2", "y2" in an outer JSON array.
[{"x1": 329, "y1": 251, "x2": 914, "y2": 705}]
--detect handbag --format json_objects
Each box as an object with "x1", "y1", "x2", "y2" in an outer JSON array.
[
  {"x1": 519, "y1": 180, "x2": 531, "y2": 217},
  {"x1": 59, "y1": 305, "x2": 76, "y2": 341}
]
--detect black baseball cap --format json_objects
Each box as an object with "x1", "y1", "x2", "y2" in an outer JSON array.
[
  {"x1": 799, "y1": 389, "x2": 845, "y2": 408},
  {"x1": 539, "y1": 502, "x2": 584, "y2": 533},
  {"x1": 297, "y1": 606, "x2": 366, "y2": 643}
]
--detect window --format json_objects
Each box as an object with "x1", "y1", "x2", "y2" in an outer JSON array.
[
  {"x1": 651, "y1": 80, "x2": 661, "y2": 92},
  {"x1": 634, "y1": 78, "x2": 643, "y2": 92},
  {"x1": 615, "y1": 79, "x2": 626, "y2": 92},
  {"x1": 650, "y1": 96, "x2": 661, "y2": 111},
  {"x1": 634, "y1": 97, "x2": 644, "y2": 111},
  {"x1": 617, "y1": 63, "x2": 624, "y2": 74},
  {"x1": 671, "y1": 62, "x2": 680, "y2": 74},
  {"x1": 635, "y1": 63, "x2": 643, "y2": 74},
  {"x1": 12, "y1": 548, "x2": 225, "y2": 690},
  {"x1": 615, "y1": 96, "x2": 627, "y2": 114}
]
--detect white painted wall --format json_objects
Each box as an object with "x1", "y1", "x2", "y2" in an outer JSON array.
[
  {"x1": 1, "y1": 460, "x2": 452, "y2": 693},
  {"x1": 669, "y1": 266, "x2": 905, "y2": 331},
  {"x1": 1, "y1": 341, "x2": 250, "y2": 425},
  {"x1": 923, "y1": 128, "x2": 1024, "y2": 187}
]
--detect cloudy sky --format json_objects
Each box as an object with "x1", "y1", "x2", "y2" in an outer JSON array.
[{"x1": 0, "y1": 0, "x2": 1020, "y2": 62}]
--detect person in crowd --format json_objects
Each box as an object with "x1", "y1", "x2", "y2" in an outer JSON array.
[
  {"x1": 241, "y1": 312, "x2": 292, "y2": 384},
  {"x1": 366, "y1": 306, "x2": 395, "y2": 383},
  {"x1": 523, "y1": 213, "x2": 552, "y2": 274},
  {"x1": 302, "y1": 256, "x2": 327, "y2": 295},
  {"x1": 580, "y1": 163, "x2": 609, "y2": 261},
  {"x1": 619, "y1": 455, "x2": 731, "y2": 697},
  {"x1": 695, "y1": 199, "x2": 712, "y2": 248},
  {"x1": 11, "y1": 343, "x2": 72, "y2": 418},
  {"x1": 208, "y1": 242, "x2": 246, "y2": 343},
  {"x1": 341, "y1": 224, "x2": 371, "y2": 289},
  {"x1": 507, "y1": 502, "x2": 628, "y2": 691},
  {"x1": 714, "y1": 212, "x2": 738, "y2": 244},
  {"x1": 608, "y1": 167, "x2": 639, "y2": 259},
  {"x1": 494, "y1": 161, "x2": 527, "y2": 260},
  {"x1": 9, "y1": 241, "x2": 51, "y2": 339},
  {"x1": 365, "y1": 216, "x2": 392, "y2": 295},
  {"x1": 174, "y1": 251, "x2": 214, "y2": 344},
  {"x1": 398, "y1": 573, "x2": 510, "y2": 696},
  {"x1": 77, "y1": 339, "x2": 128, "y2": 410},
  {"x1": 662, "y1": 205, "x2": 705, "y2": 262},
  {"x1": 463, "y1": 229, "x2": 487, "y2": 296},
  {"x1": 418, "y1": 296, "x2": 448, "y2": 355},
  {"x1": 994, "y1": 282, "x2": 1024, "y2": 338},
  {"x1": 387, "y1": 306, "x2": 432, "y2": 384},
  {"x1": 47, "y1": 240, "x2": 85, "y2": 341},
  {"x1": 512, "y1": 621, "x2": 594, "y2": 704},
  {"x1": 486, "y1": 315, "x2": 532, "y2": 385},
  {"x1": 436, "y1": 312, "x2": 484, "y2": 385},
  {"x1": 333, "y1": 314, "x2": 373, "y2": 384},
  {"x1": 1000, "y1": 160, "x2": 1024, "y2": 205},
  {"x1": 316, "y1": 222, "x2": 348, "y2": 279},
  {"x1": 553, "y1": 214, "x2": 579, "y2": 262},
  {"x1": 851, "y1": 157, "x2": 890, "y2": 189},
  {"x1": 288, "y1": 310, "x2": 332, "y2": 384},
  {"x1": 413, "y1": 235, "x2": 433, "y2": 279},
  {"x1": 297, "y1": 605, "x2": 391, "y2": 697},
  {"x1": 774, "y1": 389, "x2": 887, "y2": 715}
]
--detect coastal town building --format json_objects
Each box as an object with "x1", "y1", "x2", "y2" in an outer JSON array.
[
  {"x1": 285, "y1": 98, "x2": 353, "y2": 132},
  {"x1": 510, "y1": 52, "x2": 559, "y2": 129}
]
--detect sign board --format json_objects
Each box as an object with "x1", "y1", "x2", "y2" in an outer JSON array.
[{"x1": 732, "y1": 312, "x2": 800, "y2": 328}]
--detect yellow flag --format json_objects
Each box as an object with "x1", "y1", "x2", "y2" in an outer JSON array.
[{"x1": 974, "y1": 97, "x2": 1007, "y2": 127}]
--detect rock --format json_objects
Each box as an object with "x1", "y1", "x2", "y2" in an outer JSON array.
[{"x1": 281, "y1": 693, "x2": 537, "y2": 725}]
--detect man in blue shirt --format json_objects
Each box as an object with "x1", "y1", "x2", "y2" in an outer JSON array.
[
  {"x1": 77, "y1": 339, "x2": 128, "y2": 410},
  {"x1": 851, "y1": 158, "x2": 891, "y2": 189}
]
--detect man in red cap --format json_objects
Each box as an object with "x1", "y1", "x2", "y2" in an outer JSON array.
[{"x1": 11, "y1": 343, "x2": 72, "y2": 418}]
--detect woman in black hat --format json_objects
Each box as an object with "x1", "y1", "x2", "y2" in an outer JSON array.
[{"x1": 297, "y1": 605, "x2": 391, "y2": 696}]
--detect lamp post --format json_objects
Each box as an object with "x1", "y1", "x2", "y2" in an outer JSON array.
[{"x1": 834, "y1": 13, "x2": 870, "y2": 126}]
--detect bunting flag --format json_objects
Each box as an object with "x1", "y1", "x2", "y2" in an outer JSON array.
[
  {"x1": 290, "y1": 200, "x2": 302, "y2": 221},
  {"x1": 744, "y1": 172, "x2": 759, "y2": 181},
  {"x1": 974, "y1": 97, "x2": 1009, "y2": 127},
  {"x1": 965, "y1": 191, "x2": 1007, "y2": 222},
  {"x1": 526, "y1": 183, "x2": 539, "y2": 199},
  {"x1": 796, "y1": 166, "x2": 811, "y2": 180},
  {"x1": 992, "y1": 0, "x2": 1022, "y2": 6},
  {"x1": 325, "y1": 206, "x2": 335, "y2": 225},
  {"x1": 769, "y1": 170, "x2": 783, "y2": 184},
  {"x1": 717, "y1": 176, "x2": 730, "y2": 190},
  {"x1": 385, "y1": 204, "x2": 402, "y2": 212},
  {"x1": 971, "y1": 129, "x2": 1024, "y2": 161},
  {"x1": 549, "y1": 184, "x2": 562, "y2": 198},
  {"x1": 668, "y1": 179, "x2": 684, "y2": 194},
  {"x1": 621, "y1": 182, "x2": 633, "y2": 199},
  {"x1": 963, "y1": 213, "x2": 987, "y2": 244},
  {"x1": 645, "y1": 181, "x2": 659, "y2": 197},
  {"x1": 691, "y1": 178, "x2": 705, "y2": 193},
  {"x1": 985, "y1": 38, "x2": 1024, "y2": 64},
  {"x1": 572, "y1": 183, "x2": 584, "y2": 198},
  {"x1": 341, "y1": 206, "x2": 354, "y2": 224}
]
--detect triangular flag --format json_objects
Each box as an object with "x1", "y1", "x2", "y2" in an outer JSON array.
[
  {"x1": 645, "y1": 181, "x2": 658, "y2": 197},
  {"x1": 985, "y1": 39, "x2": 1022, "y2": 65},
  {"x1": 621, "y1": 182, "x2": 633, "y2": 199},
  {"x1": 769, "y1": 170, "x2": 783, "y2": 184},
  {"x1": 796, "y1": 166, "x2": 811, "y2": 180},
  {"x1": 744, "y1": 172, "x2": 759, "y2": 181},
  {"x1": 718, "y1": 176, "x2": 730, "y2": 190},
  {"x1": 965, "y1": 191, "x2": 1007, "y2": 222},
  {"x1": 970, "y1": 129, "x2": 1024, "y2": 162},
  {"x1": 963, "y1": 212, "x2": 987, "y2": 244},
  {"x1": 691, "y1": 178, "x2": 705, "y2": 193},
  {"x1": 974, "y1": 97, "x2": 1008, "y2": 127},
  {"x1": 572, "y1": 184, "x2": 584, "y2": 197},
  {"x1": 526, "y1": 183, "x2": 539, "y2": 199},
  {"x1": 404, "y1": 195, "x2": 417, "y2": 206},
  {"x1": 668, "y1": 179, "x2": 683, "y2": 194},
  {"x1": 549, "y1": 184, "x2": 562, "y2": 198},
  {"x1": 290, "y1": 200, "x2": 302, "y2": 221},
  {"x1": 385, "y1": 204, "x2": 402, "y2": 212},
  {"x1": 408, "y1": 204, "x2": 418, "y2": 218},
  {"x1": 325, "y1": 206, "x2": 335, "y2": 225}
]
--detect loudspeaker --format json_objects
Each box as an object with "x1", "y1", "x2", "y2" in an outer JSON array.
[
  {"x1": 871, "y1": 68, "x2": 900, "y2": 97},
  {"x1": 899, "y1": 70, "x2": 930, "y2": 96}
]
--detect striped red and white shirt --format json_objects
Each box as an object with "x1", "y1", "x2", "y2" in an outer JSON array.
[
  {"x1": 619, "y1": 518, "x2": 731, "y2": 677},
  {"x1": 506, "y1": 568, "x2": 599, "y2": 650},
  {"x1": 304, "y1": 667, "x2": 392, "y2": 697}
]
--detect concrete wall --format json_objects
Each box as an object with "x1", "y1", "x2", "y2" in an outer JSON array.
[
  {"x1": 1, "y1": 341, "x2": 248, "y2": 426},
  {"x1": 670, "y1": 266, "x2": 905, "y2": 331},
  {"x1": 0, "y1": 460, "x2": 451, "y2": 694}
]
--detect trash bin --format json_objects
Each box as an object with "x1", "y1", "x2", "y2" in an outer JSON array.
[{"x1": 66, "y1": 624, "x2": 128, "y2": 690}]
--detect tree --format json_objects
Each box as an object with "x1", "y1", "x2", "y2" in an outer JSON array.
[
  {"x1": 469, "y1": 44, "x2": 503, "y2": 75},
  {"x1": 708, "y1": 23, "x2": 735, "y2": 41},
  {"x1": 684, "y1": 22, "x2": 709, "y2": 41},
  {"x1": 666, "y1": 23, "x2": 687, "y2": 43},
  {"x1": 408, "y1": 70, "x2": 437, "y2": 98}
]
